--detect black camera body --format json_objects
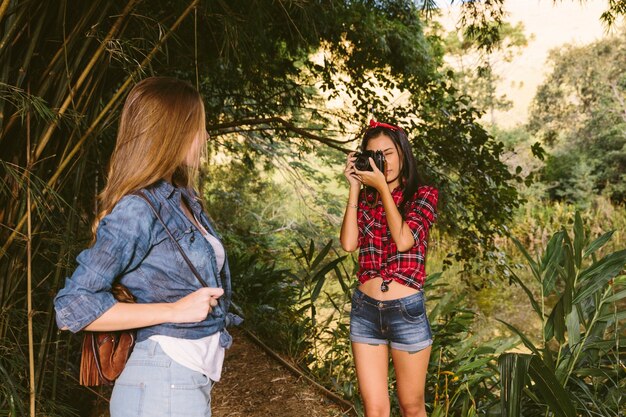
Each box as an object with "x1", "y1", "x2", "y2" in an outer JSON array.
[{"x1": 354, "y1": 150, "x2": 386, "y2": 172}]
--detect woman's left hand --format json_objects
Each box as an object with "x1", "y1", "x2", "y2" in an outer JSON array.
[{"x1": 354, "y1": 157, "x2": 386, "y2": 191}]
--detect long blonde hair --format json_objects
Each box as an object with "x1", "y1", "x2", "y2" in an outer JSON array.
[{"x1": 94, "y1": 77, "x2": 206, "y2": 237}]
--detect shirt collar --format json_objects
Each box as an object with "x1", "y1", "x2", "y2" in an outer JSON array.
[{"x1": 151, "y1": 179, "x2": 177, "y2": 199}]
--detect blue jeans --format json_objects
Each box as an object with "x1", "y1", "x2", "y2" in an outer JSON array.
[
  {"x1": 350, "y1": 288, "x2": 433, "y2": 352},
  {"x1": 110, "y1": 339, "x2": 213, "y2": 417}
]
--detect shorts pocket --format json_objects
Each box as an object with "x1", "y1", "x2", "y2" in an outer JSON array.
[{"x1": 400, "y1": 298, "x2": 426, "y2": 323}]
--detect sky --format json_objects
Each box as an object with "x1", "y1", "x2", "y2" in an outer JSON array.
[{"x1": 437, "y1": 0, "x2": 616, "y2": 126}]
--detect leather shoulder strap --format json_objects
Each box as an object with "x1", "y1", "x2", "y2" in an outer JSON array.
[{"x1": 131, "y1": 190, "x2": 208, "y2": 288}]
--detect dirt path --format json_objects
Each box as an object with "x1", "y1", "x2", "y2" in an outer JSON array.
[
  {"x1": 88, "y1": 327, "x2": 351, "y2": 417},
  {"x1": 212, "y1": 327, "x2": 351, "y2": 417}
]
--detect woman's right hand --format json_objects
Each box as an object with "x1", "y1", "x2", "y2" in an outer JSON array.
[
  {"x1": 344, "y1": 152, "x2": 361, "y2": 188},
  {"x1": 171, "y1": 287, "x2": 224, "y2": 323}
]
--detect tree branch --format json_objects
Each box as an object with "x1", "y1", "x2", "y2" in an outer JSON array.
[{"x1": 210, "y1": 117, "x2": 359, "y2": 153}]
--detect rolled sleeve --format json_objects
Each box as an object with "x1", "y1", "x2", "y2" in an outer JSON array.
[
  {"x1": 54, "y1": 195, "x2": 153, "y2": 333},
  {"x1": 405, "y1": 186, "x2": 438, "y2": 244}
]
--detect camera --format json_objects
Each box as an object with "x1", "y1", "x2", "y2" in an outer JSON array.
[{"x1": 354, "y1": 150, "x2": 386, "y2": 172}]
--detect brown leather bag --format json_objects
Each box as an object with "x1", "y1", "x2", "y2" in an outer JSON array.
[{"x1": 79, "y1": 282, "x2": 136, "y2": 386}]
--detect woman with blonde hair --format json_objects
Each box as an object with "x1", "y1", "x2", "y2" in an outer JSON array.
[{"x1": 54, "y1": 77, "x2": 238, "y2": 417}]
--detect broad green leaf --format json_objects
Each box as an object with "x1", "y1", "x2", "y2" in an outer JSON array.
[
  {"x1": 528, "y1": 355, "x2": 577, "y2": 417},
  {"x1": 541, "y1": 231, "x2": 565, "y2": 270},
  {"x1": 310, "y1": 239, "x2": 333, "y2": 271},
  {"x1": 311, "y1": 256, "x2": 346, "y2": 302},
  {"x1": 511, "y1": 236, "x2": 542, "y2": 283},
  {"x1": 498, "y1": 352, "x2": 531, "y2": 417},
  {"x1": 497, "y1": 319, "x2": 541, "y2": 357},
  {"x1": 596, "y1": 309, "x2": 626, "y2": 324},
  {"x1": 333, "y1": 266, "x2": 349, "y2": 293},
  {"x1": 577, "y1": 249, "x2": 626, "y2": 284},
  {"x1": 565, "y1": 308, "x2": 580, "y2": 347},
  {"x1": 457, "y1": 357, "x2": 492, "y2": 372},
  {"x1": 561, "y1": 233, "x2": 576, "y2": 298},
  {"x1": 574, "y1": 367, "x2": 616, "y2": 379},
  {"x1": 307, "y1": 239, "x2": 315, "y2": 262},
  {"x1": 583, "y1": 231, "x2": 614, "y2": 259},
  {"x1": 509, "y1": 270, "x2": 542, "y2": 320},
  {"x1": 573, "y1": 211, "x2": 585, "y2": 269},
  {"x1": 574, "y1": 249, "x2": 626, "y2": 303},
  {"x1": 547, "y1": 297, "x2": 565, "y2": 343},
  {"x1": 543, "y1": 258, "x2": 561, "y2": 295},
  {"x1": 602, "y1": 288, "x2": 626, "y2": 304}
]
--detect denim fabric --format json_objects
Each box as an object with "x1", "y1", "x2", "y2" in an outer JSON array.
[
  {"x1": 110, "y1": 339, "x2": 213, "y2": 417},
  {"x1": 349, "y1": 288, "x2": 433, "y2": 352},
  {"x1": 54, "y1": 179, "x2": 239, "y2": 342}
]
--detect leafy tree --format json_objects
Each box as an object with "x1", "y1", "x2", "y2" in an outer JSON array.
[
  {"x1": 528, "y1": 31, "x2": 626, "y2": 204},
  {"x1": 445, "y1": 21, "x2": 529, "y2": 124}
]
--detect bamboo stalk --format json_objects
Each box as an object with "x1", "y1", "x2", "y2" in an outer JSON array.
[
  {"x1": 26, "y1": 81, "x2": 35, "y2": 417},
  {"x1": 33, "y1": 0, "x2": 141, "y2": 160},
  {"x1": 2, "y1": 0, "x2": 198, "y2": 255},
  {"x1": 0, "y1": 0, "x2": 10, "y2": 22}
]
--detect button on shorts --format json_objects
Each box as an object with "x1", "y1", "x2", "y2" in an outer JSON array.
[{"x1": 349, "y1": 288, "x2": 433, "y2": 352}]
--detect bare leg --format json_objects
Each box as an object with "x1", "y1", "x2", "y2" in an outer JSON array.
[
  {"x1": 352, "y1": 342, "x2": 391, "y2": 417},
  {"x1": 391, "y1": 346, "x2": 431, "y2": 417}
]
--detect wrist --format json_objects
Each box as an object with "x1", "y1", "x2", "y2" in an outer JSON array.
[{"x1": 164, "y1": 302, "x2": 180, "y2": 323}]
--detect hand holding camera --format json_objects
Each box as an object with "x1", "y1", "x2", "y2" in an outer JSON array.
[
  {"x1": 353, "y1": 150, "x2": 386, "y2": 172},
  {"x1": 344, "y1": 150, "x2": 387, "y2": 191}
]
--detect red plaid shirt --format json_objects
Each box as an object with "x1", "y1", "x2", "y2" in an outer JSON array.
[{"x1": 357, "y1": 185, "x2": 438, "y2": 290}]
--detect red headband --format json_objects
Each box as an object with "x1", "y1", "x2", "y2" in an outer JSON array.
[{"x1": 369, "y1": 119, "x2": 399, "y2": 131}]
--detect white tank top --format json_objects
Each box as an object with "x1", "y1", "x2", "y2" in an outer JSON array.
[{"x1": 150, "y1": 215, "x2": 226, "y2": 381}]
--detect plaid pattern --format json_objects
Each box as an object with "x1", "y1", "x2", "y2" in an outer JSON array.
[{"x1": 357, "y1": 185, "x2": 438, "y2": 290}]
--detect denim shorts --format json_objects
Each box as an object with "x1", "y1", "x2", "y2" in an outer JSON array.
[
  {"x1": 350, "y1": 288, "x2": 433, "y2": 352},
  {"x1": 110, "y1": 339, "x2": 213, "y2": 417}
]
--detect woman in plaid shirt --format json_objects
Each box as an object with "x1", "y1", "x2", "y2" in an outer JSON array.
[{"x1": 340, "y1": 120, "x2": 438, "y2": 417}]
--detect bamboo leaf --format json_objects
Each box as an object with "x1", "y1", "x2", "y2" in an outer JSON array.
[
  {"x1": 334, "y1": 266, "x2": 349, "y2": 293},
  {"x1": 307, "y1": 239, "x2": 315, "y2": 262},
  {"x1": 583, "y1": 231, "x2": 614, "y2": 259},
  {"x1": 311, "y1": 256, "x2": 346, "y2": 302},
  {"x1": 511, "y1": 236, "x2": 542, "y2": 283},
  {"x1": 310, "y1": 239, "x2": 333, "y2": 271},
  {"x1": 574, "y1": 250, "x2": 626, "y2": 303}
]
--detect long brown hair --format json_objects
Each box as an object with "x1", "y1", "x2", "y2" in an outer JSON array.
[{"x1": 93, "y1": 77, "x2": 206, "y2": 237}]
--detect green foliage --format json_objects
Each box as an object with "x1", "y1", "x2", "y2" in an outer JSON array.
[
  {"x1": 499, "y1": 212, "x2": 626, "y2": 416},
  {"x1": 528, "y1": 30, "x2": 626, "y2": 204},
  {"x1": 424, "y1": 273, "x2": 518, "y2": 417},
  {"x1": 444, "y1": 21, "x2": 529, "y2": 123}
]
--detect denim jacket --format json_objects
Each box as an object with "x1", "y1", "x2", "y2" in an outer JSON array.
[{"x1": 54, "y1": 180, "x2": 241, "y2": 345}]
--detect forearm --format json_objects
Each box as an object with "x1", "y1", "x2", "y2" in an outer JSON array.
[
  {"x1": 379, "y1": 188, "x2": 415, "y2": 251},
  {"x1": 83, "y1": 302, "x2": 177, "y2": 331},
  {"x1": 340, "y1": 185, "x2": 361, "y2": 252}
]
